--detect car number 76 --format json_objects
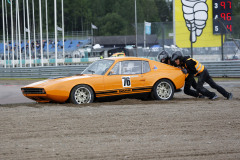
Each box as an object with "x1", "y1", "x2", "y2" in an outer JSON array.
[{"x1": 122, "y1": 76, "x2": 131, "y2": 87}]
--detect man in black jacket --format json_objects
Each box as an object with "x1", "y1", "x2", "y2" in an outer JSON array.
[{"x1": 171, "y1": 52, "x2": 233, "y2": 100}]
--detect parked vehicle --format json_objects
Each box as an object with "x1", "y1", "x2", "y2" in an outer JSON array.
[{"x1": 111, "y1": 52, "x2": 126, "y2": 57}]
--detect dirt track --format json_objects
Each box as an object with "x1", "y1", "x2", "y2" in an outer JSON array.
[{"x1": 0, "y1": 79, "x2": 240, "y2": 159}]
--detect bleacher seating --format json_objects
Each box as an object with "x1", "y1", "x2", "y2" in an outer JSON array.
[{"x1": 0, "y1": 39, "x2": 91, "y2": 54}]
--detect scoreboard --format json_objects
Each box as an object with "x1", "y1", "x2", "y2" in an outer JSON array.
[{"x1": 213, "y1": 0, "x2": 232, "y2": 34}]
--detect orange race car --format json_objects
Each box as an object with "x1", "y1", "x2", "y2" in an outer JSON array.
[{"x1": 21, "y1": 57, "x2": 185, "y2": 104}]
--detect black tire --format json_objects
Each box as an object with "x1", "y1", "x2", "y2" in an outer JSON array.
[
  {"x1": 152, "y1": 79, "x2": 174, "y2": 100},
  {"x1": 70, "y1": 85, "x2": 94, "y2": 104}
]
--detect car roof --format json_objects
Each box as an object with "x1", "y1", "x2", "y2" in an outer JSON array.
[
  {"x1": 112, "y1": 52, "x2": 125, "y2": 55},
  {"x1": 105, "y1": 56, "x2": 151, "y2": 62}
]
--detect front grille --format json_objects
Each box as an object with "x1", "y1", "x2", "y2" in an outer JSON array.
[{"x1": 21, "y1": 88, "x2": 46, "y2": 94}]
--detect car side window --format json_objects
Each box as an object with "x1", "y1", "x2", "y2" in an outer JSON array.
[
  {"x1": 109, "y1": 62, "x2": 120, "y2": 75},
  {"x1": 122, "y1": 61, "x2": 142, "y2": 75},
  {"x1": 142, "y1": 61, "x2": 150, "y2": 73}
]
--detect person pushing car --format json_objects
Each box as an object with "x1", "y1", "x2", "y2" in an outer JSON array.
[
  {"x1": 158, "y1": 51, "x2": 172, "y2": 65},
  {"x1": 159, "y1": 51, "x2": 203, "y2": 98},
  {"x1": 171, "y1": 51, "x2": 233, "y2": 100}
]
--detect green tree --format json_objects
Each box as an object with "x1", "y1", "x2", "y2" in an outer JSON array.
[
  {"x1": 98, "y1": 13, "x2": 128, "y2": 36},
  {"x1": 0, "y1": 0, "x2": 172, "y2": 36},
  {"x1": 154, "y1": 0, "x2": 171, "y2": 21}
]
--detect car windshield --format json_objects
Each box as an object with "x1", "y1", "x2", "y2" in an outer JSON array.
[{"x1": 82, "y1": 59, "x2": 114, "y2": 75}]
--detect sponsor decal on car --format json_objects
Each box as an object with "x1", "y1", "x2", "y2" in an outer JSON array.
[{"x1": 118, "y1": 89, "x2": 132, "y2": 93}]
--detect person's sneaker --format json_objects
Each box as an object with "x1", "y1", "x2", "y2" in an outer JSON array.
[
  {"x1": 227, "y1": 93, "x2": 233, "y2": 100},
  {"x1": 209, "y1": 94, "x2": 218, "y2": 100},
  {"x1": 198, "y1": 94, "x2": 205, "y2": 98}
]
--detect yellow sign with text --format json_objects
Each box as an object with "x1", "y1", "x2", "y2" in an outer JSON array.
[{"x1": 174, "y1": 0, "x2": 223, "y2": 48}]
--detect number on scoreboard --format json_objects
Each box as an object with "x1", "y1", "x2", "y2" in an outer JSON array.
[{"x1": 213, "y1": 0, "x2": 232, "y2": 34}]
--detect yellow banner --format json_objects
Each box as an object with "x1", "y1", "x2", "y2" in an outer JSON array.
[{"x1": 174, "y1": 0, "x2": 223, "y2": 48}]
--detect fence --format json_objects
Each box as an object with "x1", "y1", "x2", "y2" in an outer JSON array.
[
  {"x1": 0, "y1": 64, "x2": 90, "y2": 79},
  {"x1": 0, "y1": 60, "x2": 239, "y2": 78},
  {"x1": 2, "y1": 17, "x2": 240, "y2": 68},
  {"x1": 0, "y1": 31, "x2": 91, "y2": 43},
  {"x1": 203, "y1": 61, "x2": 240, "y2": 77},
  {"x1": 136, "y1": 16, "x2": 240, "y2": 59}
]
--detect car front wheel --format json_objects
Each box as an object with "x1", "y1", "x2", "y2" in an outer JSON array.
[
  {"x1": 152, "y1": 79, "x2": 174, "y2": 100},
  {"x1": 70, "y1": 85, "x2": 94, "y2": 104}
]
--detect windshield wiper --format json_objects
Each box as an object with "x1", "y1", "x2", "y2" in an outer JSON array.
[{"x1": 88, "y1": 70, "x2": 95, "y2": 74}]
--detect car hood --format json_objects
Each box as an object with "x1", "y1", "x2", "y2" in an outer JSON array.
[{"x1": 23, "y1": 74, "x2": 100, "y2": 88}]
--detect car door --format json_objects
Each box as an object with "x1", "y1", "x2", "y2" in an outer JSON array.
[
  {"x1": 132, "y1": 60, "x2": 152, "y2": 94},
  {"x1": 141, "y1": 60, "x2": 152, "y2": 87},
  {"x1": 103, "y1": 62, "x2": 123, "y2": 96},
  {"x1": 104, "y1": 60, "x2": 146, "y2": 96}
]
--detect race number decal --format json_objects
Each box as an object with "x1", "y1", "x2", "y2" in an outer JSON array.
[{"x1": 122, "y1": 76, "x2": 131, "y2": 87}]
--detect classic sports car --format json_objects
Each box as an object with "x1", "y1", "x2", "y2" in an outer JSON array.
[{"x1": 21, "y1": 57, "x2": 185, "y2": 104}]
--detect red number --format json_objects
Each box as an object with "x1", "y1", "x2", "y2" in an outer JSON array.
[
  {"x1": 227, "y1": 1, "x2": 231, "y2": 9},
  {"x1": 221, "y1": 13, "x2": 231, "y2": 21},
  {"x1": 220, "y1": 1, "x2": 225, "y2": 9},
  {"x1": 221, "y1": 13, "x2": 226, "y2": 20},
  {"x1": 227, "y1": 13, "x2": 231, "y2": 21},
  {"x1": 227, "y1": 25, "x2": 232, "y2": 32}
]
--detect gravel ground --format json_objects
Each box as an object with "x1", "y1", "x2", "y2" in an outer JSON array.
[{"x1": 0, "y1": 79, "x2": 240, "y2": 160}]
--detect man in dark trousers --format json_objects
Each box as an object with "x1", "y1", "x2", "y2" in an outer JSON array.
[
  {"x1": 171, "y1": 51, "x2": 233, "y2": 100},
  {"x1": 159, "y1": 51, "x2": 203, "y2": 97}
]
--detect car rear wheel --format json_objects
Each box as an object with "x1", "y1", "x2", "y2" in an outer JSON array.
[
  {"x1": 152, "y1": 79, "x2": 174, "y2": 100},
  {"x1": 70, "y1": 85, "x2": 94, "y2": 104}
]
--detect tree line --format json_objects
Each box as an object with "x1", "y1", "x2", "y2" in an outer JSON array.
[
  {"x1": 1, "y1": 0, "x2": 240, "y2": 36},
  {"x1": 1, "y1": 0, "x2": 170, "y2": 36}
]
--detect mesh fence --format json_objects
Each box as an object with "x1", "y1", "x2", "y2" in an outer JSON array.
[
  {"x1": 136, "y1": 16, "x2": 240, "y2": 60},
  {"x1": 1, "y1": 16, "x2": 240, "y2": 67}
]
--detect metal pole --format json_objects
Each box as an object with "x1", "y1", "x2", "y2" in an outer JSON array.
[
  {"x1": 81, "y1": 17, "x2": 83, "y2": 38},
  {"x1": 144, "y1": 20, "x2": 146, "y2": 48},
  {"x1": 62, "y1": 0, "x2": 65, "y2": 64},
  {"x1": 216, "y1": 18, "x2": 226, "y2": 61},
  {"x1": 17, "y1": 0, "x2": 22, "y2": 67},
  {"x1": 221, "y1": 29, "x2": 224, "y2": 61},
  {"x1": 45, "y1": 0, "x2": 49, "y2": 65},
  {"x1": 10, "y1": 0, "x2": 15, "y2": 68},
  {"x1": 26, "y1": 0, "x2": 32, "y2": 67},
  {"x1": 162, "y1": 23, "x2": 165, "y2": 51},
  {"x1": 39, "y1": 0, "x2": 43, "y2": 66},
  {"x1": 5, "y1": 0, "x2": 10, "y2": 68},
  {"x1": 186, "y1": 20, "x2": 193, "y2": 58},
  {"x1": 190, "y1": 23, "x2": 193, "y2": 58},
  {"x1": 15, "y1": 0, "x2": 18, "y2": 66},
  {"x1": 32, "y1": 0, "x2": 37, "y2": 66},
  {"x1": 135, "y1": 0, "x2": 138, "y2": 57},
  {"x1": 54, "y1": 0, "x2": 57, "y2": 66},
  {"x1": 91, "y1": 23, "x2": 93, "y2": 56},
  {"x1": 23, "y1": 0, "x2": 27, "y2": 67},
  {"x1": 2, "y1": 0, "x2": 6, "y2": 68}
]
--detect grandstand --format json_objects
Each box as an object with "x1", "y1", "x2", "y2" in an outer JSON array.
[
  {"x1": 0, "y1": 39, "x2": 90, "y2": 55},
  {"x1": 0, "y1": 37, "x2": 94, "y2": 67}
]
